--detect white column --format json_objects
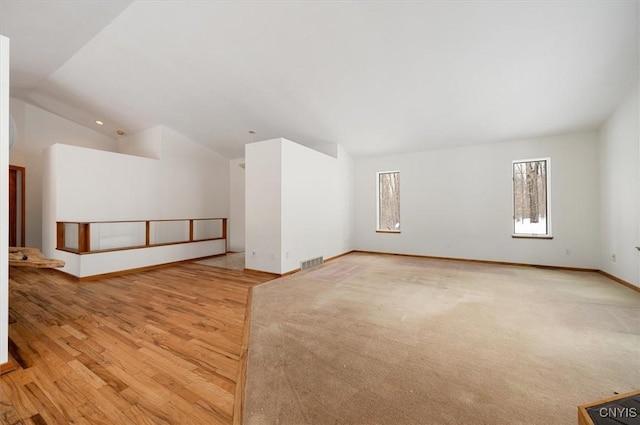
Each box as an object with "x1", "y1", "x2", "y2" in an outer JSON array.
[{"x1": 0, "y1": 35, "x2": 10, "y2": 365}]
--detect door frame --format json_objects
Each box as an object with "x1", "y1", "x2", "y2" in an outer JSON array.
[{"x1": 9, "y1": 165, "x2": 25, "y2": 247}]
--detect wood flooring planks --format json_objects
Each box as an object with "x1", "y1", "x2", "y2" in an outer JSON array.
[{"x1": 2, "y1": 263, "x2": 276, "y2": 425}]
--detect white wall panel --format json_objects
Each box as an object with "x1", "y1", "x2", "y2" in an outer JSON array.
[
  {"x1": 354, "y1": 132, "x2": 601, "y2": 269},
  {"x1": 43, "y1": 125, "x2": 229, "y2": 278},
  {"x1": 0, "y1": 35, "x2": 10, "y2": 365},
  {"x1": 599, "y1": 86, "x2": 639, "y2": 287}
]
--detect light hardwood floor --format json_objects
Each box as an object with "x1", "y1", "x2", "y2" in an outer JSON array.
[{"x1": 1, "y1": 263, "x2": 276, "y2": 425}]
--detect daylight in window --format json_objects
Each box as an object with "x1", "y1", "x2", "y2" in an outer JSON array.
[
  {"x1": 378, "y1": 171, "x2": 400, "y2": 231},
  {"x1": 513, "y1": 159, "x2": 550, "y2": 236}
]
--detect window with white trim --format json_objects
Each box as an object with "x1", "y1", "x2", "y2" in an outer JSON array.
[
  {"x1": 377, "y1": 171, "x2": 400, "y2": 232},
  {"x1": 512, "y1": 158, "x2": 551, "y2": 237}
]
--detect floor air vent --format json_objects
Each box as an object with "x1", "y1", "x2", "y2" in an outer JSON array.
[{"x1": 301, "y1": 256, "x2": 323, "y2": 270}]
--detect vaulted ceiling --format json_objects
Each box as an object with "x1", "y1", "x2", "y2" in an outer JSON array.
[{"x1": 1, "y1": 1, "x2": 637, "y2": 159}]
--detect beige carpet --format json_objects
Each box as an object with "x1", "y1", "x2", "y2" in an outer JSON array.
[
  {"x1": 244, "y1": 252, "x2": 640, "y2": 425},
  {"x1": 195, "y1": 251, "x2": 245, "y2": 270}
]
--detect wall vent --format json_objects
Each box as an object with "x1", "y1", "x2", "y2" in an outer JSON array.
[{"x1": 301, "y1": 256, "x2": 323, "y2": 270}]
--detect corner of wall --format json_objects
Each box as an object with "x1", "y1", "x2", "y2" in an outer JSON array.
[
  {"x1": 118, "y1": 126, "x2": 162, "y2": 159},
  {"x1": 597, "y1": 84, "x2": 640, "y2": 287},
  {"x1": 245, "y1": 139, "x2": 283, "y2": 274},
  {"x1": 41, "y1": 145, "x2": 55, "y2": 259},
  {"x1": 309, "y1": 143, "x2": 339, "y2": 158},
  {"x1": 229, "y1": 157, "x2": 246, "y2": 252}
]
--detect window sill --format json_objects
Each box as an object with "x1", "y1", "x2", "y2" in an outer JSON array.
[
  {"x1": 512, "y1": 234, "x2": 553, "y2": 240},
  {"x1": 376, "y1": 230, "x2": 401, "y2": 234}
]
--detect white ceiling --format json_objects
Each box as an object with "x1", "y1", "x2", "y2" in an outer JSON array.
[{"x1": 1, "y1": 1, "x2": 638, "y2": 159}]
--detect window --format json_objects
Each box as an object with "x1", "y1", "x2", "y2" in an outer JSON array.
[
  {"x1": 377, "y1": 171, "x2": 400, "y2": 232},
  {"x1": 512, "y1": 158, "x2": 551, "y2": 237}
]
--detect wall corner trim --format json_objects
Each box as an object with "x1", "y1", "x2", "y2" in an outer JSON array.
[
  {"x1": 598, "y1": 270, "x2": 640, "y2": 293},
  {"x1": 0, "y1": 357, "x2": 18, "y2": 376}
]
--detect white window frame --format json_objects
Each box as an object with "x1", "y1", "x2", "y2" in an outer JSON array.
[
  {"x1": 512, "y1": 157, "x2": 552, "y2": 239},
  {"x1": 376, "y1": 171, "x2": 401, "y2": 233}
]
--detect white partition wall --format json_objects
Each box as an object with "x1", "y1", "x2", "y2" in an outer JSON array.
[
  {"x1": 280, "y1": 142, "x2": 354, "y2": 273},
  {"x1": 9, "y1": 98, "x2": 118, "y2": 249},
  {"x1": 43, "y1": 125, "x2": 230, "y2": 278},
  {"x1": 245, "y1": 139, "x2": 282, "y2": 274},
  {"x1": 0, "y1": 35, "x2": 9, "y2": 365},
  {"x1": 245, "y1": 138, "x2": 354, "y2": 274}
]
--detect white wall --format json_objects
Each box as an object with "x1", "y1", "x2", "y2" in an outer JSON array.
[
  {"x1": 46, "y1": 144, "x2": 158, "y2": 222},
  {"x1": 229, "y1": 158, "x2": 245, "y2": 252},
  {"x1": 157, "y1": 126, "x2": 229, "y2": 219},
  {"x1": 1, "y1": 35, "x2": 10, "y2": 365},
  {"x1": 245, "y1": 139, "x2": 282, "y2": 274},
  {"x1": 245, "y1": 138, "x2": 354, "y2": 274},
  {"x1": 354, "y1": 132, "x2": 601, "y2": 269},
  {"x1": 281, "y1": 142, "x2": 353, "y2": 273},
  {"x1": 117, "y1": 126, "x2": 162, "y2": 159},
  {"x1": 599, "y1": 86, "x2": 639, "y2": 287},
  {"x1": 43, "y1": 126, "x2": 230, "y2": 278},
  {"x1": 9, "y1": 98, "x2": 118, "y2": 249}
]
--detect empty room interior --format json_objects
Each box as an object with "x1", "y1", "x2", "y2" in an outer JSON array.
[{"x1": 0, "y1": 1, "x2": 638, "y2": 425}]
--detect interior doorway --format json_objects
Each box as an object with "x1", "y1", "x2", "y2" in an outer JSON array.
[{"x1": 9, "y1": 165, "x2": 25, "y2": 247}]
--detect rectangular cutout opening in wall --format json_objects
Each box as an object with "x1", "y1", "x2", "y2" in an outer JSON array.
[
  {"x1": 149, "y1": 220, "x2": 190, "y2": 245},
  {"x1": 90, "y1": 222, "x2": 146, "y2": 251},
  {"x1": 193, "y1": 219, "x2": 223, "y2": 240}
]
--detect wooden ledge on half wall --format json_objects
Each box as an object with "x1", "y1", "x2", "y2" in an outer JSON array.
[{"x1": 578, "y1": 390, "x2": 640, "y2": 425}]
